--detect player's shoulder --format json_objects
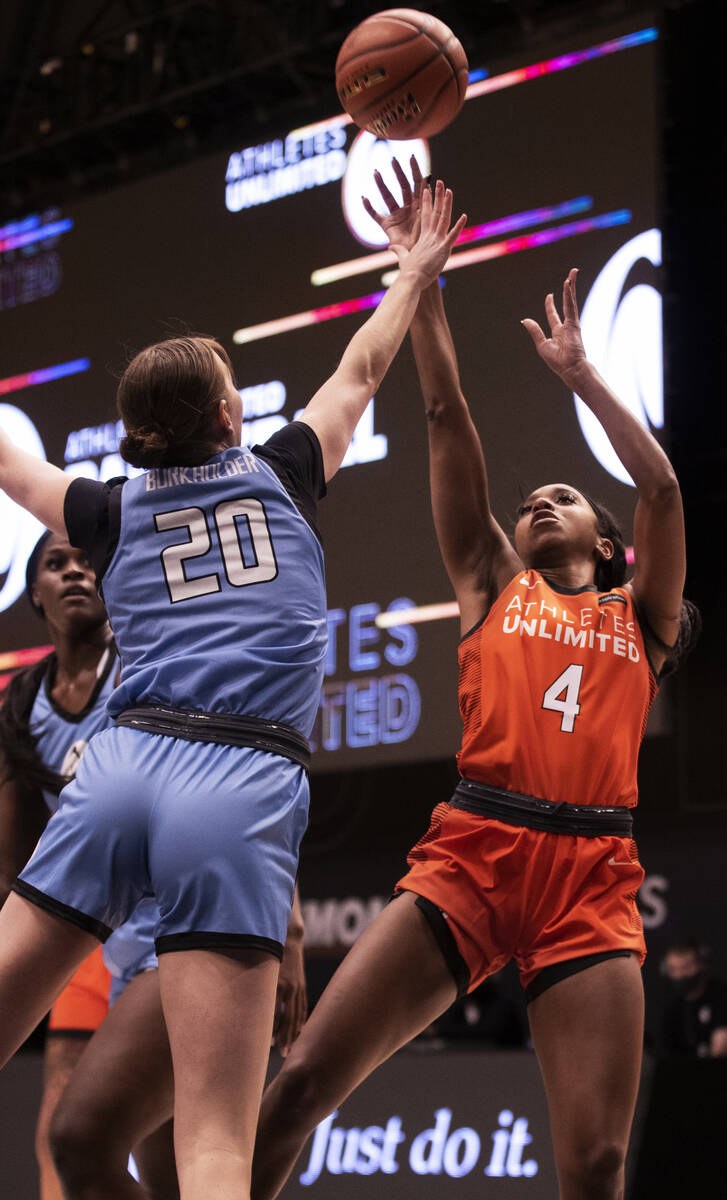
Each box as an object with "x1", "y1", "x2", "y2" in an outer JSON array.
[{"x1": 2, "y1": 653, "x2": 53, "y2": 710}]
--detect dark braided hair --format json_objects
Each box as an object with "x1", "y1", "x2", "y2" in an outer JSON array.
[
  {"x1": 0, "y1": 531, "x2": 66, "y2": 793},
  {"x1": 582, "y1": 496, "x2": 627, "y2": 592},
  {"x1": 585, "y1": 495, "x2": 701, "y2": 675}
]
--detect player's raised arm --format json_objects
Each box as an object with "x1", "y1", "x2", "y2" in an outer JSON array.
[
  {"x1": 298, "y1": 177, "x2": 466, "y2": 483},
  {"x1": 364, "y1": 158, "x2": 520, "y2": 634},
  {"x1": 0, "y1": 432, "x2": 71, "y2": 537},
  {"x1": 523, "y1": 268, "x2": 686, "y2": 668}
]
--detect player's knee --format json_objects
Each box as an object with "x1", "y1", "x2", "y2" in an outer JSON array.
[
  {"x1": 48, "y1": 1102, "x2": 105, "y2": 1184},
  {"x1": 266, "y1": 1055, "x2": 329, "y2": 1131},
  {"x1": 566, "y1": 1137, "x2": 625, "y2": 1190}
]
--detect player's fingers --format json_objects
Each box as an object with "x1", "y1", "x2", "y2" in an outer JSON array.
[
  {"x1": 273, "y1": 984, "x2": 291, "y2": 1049},
  {"x1": 438, "y1": 186, "x2": 453, "y2": 233},
  {"x1": 432, "y1": 178, "x2": 445, "y2": 214},
  {"x1": 419, "y1": 180, "x2": 433, "y2": 226},
  {"x1": 298, "y1": 982, "x2": 308, "y2": 1030},
  {"x1": 374, "y1": 169, "x2": 400, "y2": 213},
  {"x1": 563, "y1": 268, "x2": 580, "y2": 322},
  {"x1": 289, "y1": 986, "x2": 307, "y2": 1049},
  {"x1": 278, "y1": 1005, "x2": 295, "y2": 1057},
  {"x1": 544, "y1": 292, "x2": 562, "y2": 333},
  {"x1": 447, "y1": 212, "x2": 467, "y2": 247},
  {"x1": 391, "y1": 156, "x2": 412, "y2": 202},
  {"x1": 521, "y1": 318, "x2": 547, "y2": 348},
  {"x1": 362, "y1": 196, "x2": 384, "y2": 225},
  {"x1": 410, "y1": 156, "x2": 425, "y2": 202}
]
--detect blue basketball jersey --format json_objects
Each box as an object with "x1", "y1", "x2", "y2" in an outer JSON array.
[
  {"x1": 65, "y1": 426, "x2": 327, "y2": 739},
  {"x1": 29, "y1": 648, "x2": 117, "y2": 813}
]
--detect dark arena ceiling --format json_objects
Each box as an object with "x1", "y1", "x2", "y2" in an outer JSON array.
[{"x1": 0, "y1": 0, "x2": 676, "y2": 222}]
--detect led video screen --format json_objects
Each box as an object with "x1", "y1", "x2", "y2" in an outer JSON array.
[{"x1": 0, "y1": 21, "x2": 660, "y2": 771}]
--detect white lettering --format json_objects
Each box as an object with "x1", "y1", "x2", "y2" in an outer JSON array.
[
  {"x1": 563, "y1": 627, "x2": 587, "y2": 648},
  {"x1": 410, "y1": 1108, "x2": 451, "y2": 1175},
  {"x1": 301, "y1": 897, "x2": 385, "y2": 951},
  {"x1": 639, "y1": 874, "x2": 669, "y2": 929},
  {"x1": 300, "y1": 1113, "x2": 336, "y2": 1186},
  {"x1": 299, "y1": 1111, "x2": 405, "y2": 1186},
  {"x1": 506, "y1": 1117, "x2": 538, "y2": 1178},
  {"x1": 225, "y1": 149, "x2": 346, "y2": 211},
  {"x1": 485, "y1": 1109, "x2": 512, "y2": 1178},
  {"x1": 443, "y1": 1127, "x2": 480, "y2": 1177},
  {"x1": 300, "y1": 1106, "x2": 539, "y2": 1184}
]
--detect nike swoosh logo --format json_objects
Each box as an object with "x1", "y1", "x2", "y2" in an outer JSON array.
[{"x1": 608, "y1": 856, "x2": 633, "y2": 867}]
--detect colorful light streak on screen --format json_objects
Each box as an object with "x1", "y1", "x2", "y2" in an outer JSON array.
[
  {"x1": 0, "y1": 219, "x2": 73, "y2": 253},
  {"x1": 234, "y1": 210, "x2": 631, "y2": 345},
  {"x1": 287, "y1": 28, "x2": 657, "y2": 141},
  {"x1": 311, "y1": 197, "x2": 595, "y2": 288},
  {"x1": 0, "y1": 358, "x2": 90, "y2": 397}
]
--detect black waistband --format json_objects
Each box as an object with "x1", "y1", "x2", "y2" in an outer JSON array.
[
  {"x1": 451, "y1": 778, "x2": 633, "y2": 838},
  {"x1": 114, "y1": 705, "x2": 311, "y2": 770}
]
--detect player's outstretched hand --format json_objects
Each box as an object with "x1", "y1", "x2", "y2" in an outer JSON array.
[
  {"x1": 521, "y1": 268, "x2": 588, "y2": 385},
  {"x1": 363, "y1": 155, "x2": 425, "y2": 258},
  {"x1": 395, "y1": 176, "x2": 466, "y2": 289}
]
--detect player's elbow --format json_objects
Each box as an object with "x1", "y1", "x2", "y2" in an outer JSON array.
[
  {"x1": 424, "y1": 388, "x2": 470, "y2": 426},
  {"x1": 424, "y1": 392, "x2": 445, "y2": 422},
  {"x1": 358, "y1": 356, "x2": 385, "y2": 399},
  {"x1": 640, "y1": 468, "x2": 680, "y2": 508}
]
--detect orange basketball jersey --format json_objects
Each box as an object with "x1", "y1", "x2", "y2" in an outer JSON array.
[
  {"x1": 457, "y1": 570, "x2": 657, "y2": 808},
  {"x1": 47, "y1": 945, "x2": 111, "y2": 1033}
]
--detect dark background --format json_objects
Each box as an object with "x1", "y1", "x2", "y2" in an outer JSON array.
[
  {"x1": 0, "y1": 0, "x2": 725, "y2": 1194},
  {"x1": 2, "y1": 20, "x2": 661, "y2": 772},
  {"x1": 1, "y1": 0, "x2": 724, "y2": 1023}
]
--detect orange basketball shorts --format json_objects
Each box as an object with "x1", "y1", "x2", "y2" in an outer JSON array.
[
  {"x1": 47, "y1": 944, "x2": 111, "y2": 1035},
  {"x1": 395, "y1": 801, "x2": 646, "y2": 994}
]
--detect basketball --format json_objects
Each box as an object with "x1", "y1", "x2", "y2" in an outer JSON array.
[{"x1": 335, "y1": 9, "x2": 468, "y2": 140}]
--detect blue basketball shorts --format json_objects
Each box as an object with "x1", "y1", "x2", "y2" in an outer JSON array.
[
  {"x1": 14, "y1": 725, "x2": 309, "y2": 960},
  {"x1": 104, "y1": 897, "x2": 159, "y2": 1006}
]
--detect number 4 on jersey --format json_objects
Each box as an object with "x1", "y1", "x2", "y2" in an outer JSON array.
[{"x1": 542, "y1": 663, "x2": 583, "y2": 733}]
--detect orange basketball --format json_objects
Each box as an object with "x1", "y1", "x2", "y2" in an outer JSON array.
[{"x1": 335, "y1": 9, "x2": 468, "y2": 140}]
